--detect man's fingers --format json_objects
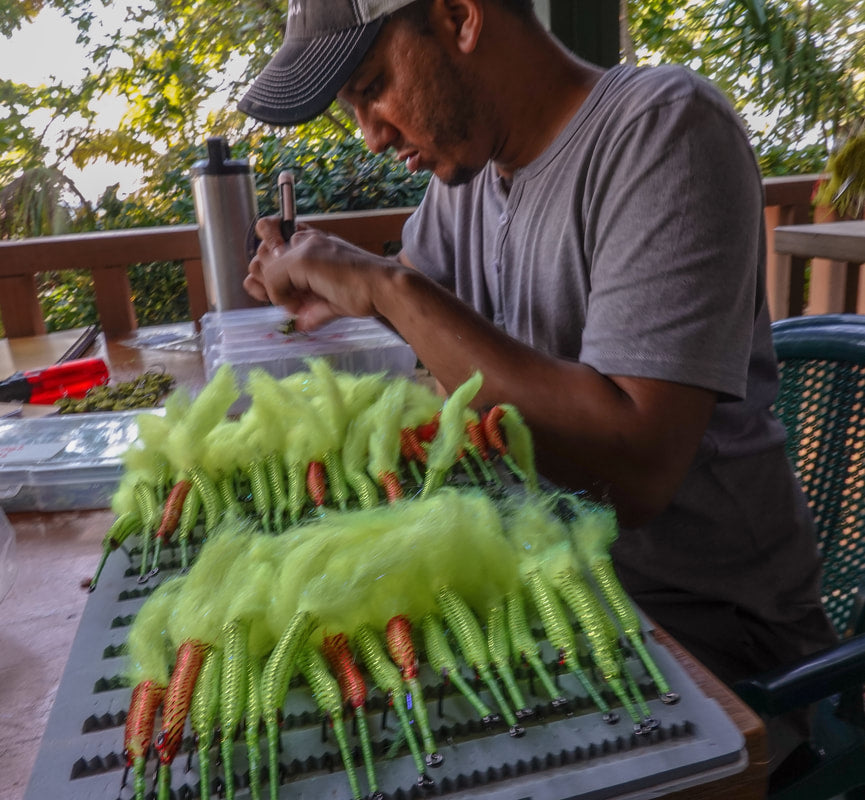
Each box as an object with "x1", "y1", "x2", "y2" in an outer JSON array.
[
  {"x1": 295, "y1": 301, "x2": 339, "y2": 331},
  {"x1": 255, "y1": 213, "x2": 283, "y2": 241},
  {"x1": 243, "y1": 273, "x2": 269, "y2": 302}
]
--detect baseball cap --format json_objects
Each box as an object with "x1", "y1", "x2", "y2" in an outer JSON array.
[{"x1": 239, "y1": 0, "x2": 416, "y2": 126}]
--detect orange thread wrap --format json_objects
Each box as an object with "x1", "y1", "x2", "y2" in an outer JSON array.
[
  {"x1": 155, "y1": 639, "x2": 208, "y2": 765},
  {"x1": 386, "y1": 615, "x2": 419, "y2": 679},
  {"x1": 379, "y1": 470, "x2": 403, "y2": 503},
  {"x1": 306, "y1": 461, "x2": 327, "y2": 506},
  {"x1": 482, "y1": 406, "x2": 507, "y2": 454},
  {"x1": 323, "y1": 633, "x2": 368, "y2": 709},
  {"x1": 400, "y1": 428, "x2": 427, "y2": 463},
  {"x1": 466, "y1": 419, "x2": 489, "y2": 459},
  {"x1": 156, "y1": 479, "x2": 192, "y2": 541},
  {"x1": 124, "y1": 679, "x2": 167, "y2": 764},
  {"x1": 415, "y1": 414, "x2": 440, "y2": 442}
]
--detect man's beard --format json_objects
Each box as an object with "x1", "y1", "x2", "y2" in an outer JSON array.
[
  {"x1": 442, "y1": 164, "x2": 484, "y2": 187},
  {"x1": 422, "y1": 45, "x2": 491, "y2": 187}
]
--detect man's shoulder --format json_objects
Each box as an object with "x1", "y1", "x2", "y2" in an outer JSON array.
[{"x1": 601, "y1": 63, "x2": 734, "y2": 118}]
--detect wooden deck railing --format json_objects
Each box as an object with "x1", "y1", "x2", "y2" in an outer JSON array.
[
  {"x1": 0, "y1": 175, "x2": 848, "y2": 340},
  {"x1": 0, "y1": 208, "x2": 413, "y2": 339}
]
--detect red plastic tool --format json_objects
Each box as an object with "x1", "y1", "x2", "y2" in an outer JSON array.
[{"x1": 0, "y1": 357, "x2": 110, "y2": 404}]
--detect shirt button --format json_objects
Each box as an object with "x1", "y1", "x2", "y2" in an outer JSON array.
[{"x1": 498, "y1": 212, "x2": 508, "y2": 225}]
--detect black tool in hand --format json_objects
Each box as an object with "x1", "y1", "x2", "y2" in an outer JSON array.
[
  {"x1": 245, "y1": 170, "x2": 297, "y2": 261},
  {"x1": 278, "y1": 169, "x2": 296, "y2": 241}
]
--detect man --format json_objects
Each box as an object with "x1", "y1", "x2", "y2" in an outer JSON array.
[{"x1": 240, "y1": 0, "x2": 837, "y2": 769}]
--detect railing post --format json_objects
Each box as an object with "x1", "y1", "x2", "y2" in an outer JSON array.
[
  {"x1": 92, "y1": 266, "x2": 137, "y2": 338},
  {"x1": 765, "y1": 204, "x2": 810, "y2": 319},
  {"x1": 0, "y1": 274, "x2": 46, "y2": 338},
  {"x1": 763, "y1": 175, "x2": 821, "y2": 319},
  {"x1": 183, "y1": 258, "x2": 209, "y2": 326},
  {"x1": 806, "y1": 206, "x2": 864, "y2": 315}
]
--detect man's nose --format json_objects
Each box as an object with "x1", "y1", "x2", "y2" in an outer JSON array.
[{"x1": 357, "y1": 108, "x2": 397, "y2": 155}]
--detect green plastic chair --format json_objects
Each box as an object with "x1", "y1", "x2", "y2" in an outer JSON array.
[{"x1": 734, "y1": 314, "x2": 865, "y2": 800}]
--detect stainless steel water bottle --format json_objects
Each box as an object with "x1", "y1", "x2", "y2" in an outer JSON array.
[{"x1": 190, "y1": 136, "x2": 261, "y2": 313}]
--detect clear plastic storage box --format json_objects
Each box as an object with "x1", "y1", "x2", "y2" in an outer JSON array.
[
  {"x1": 0, "y1": 411, "x2": 152, "y2": 512},
  {"x1": 201, "y1": 307, "x2": 418, "y2": 389}
]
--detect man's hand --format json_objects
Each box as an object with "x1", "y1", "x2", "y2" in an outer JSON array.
[{"x1": 244, "y1": 214, "x2": 402, "y2": 330}]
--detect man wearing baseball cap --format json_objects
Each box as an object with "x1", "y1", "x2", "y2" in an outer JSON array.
[{"x1": 242, "y1": 0, "x2": 837, "y2": 780}]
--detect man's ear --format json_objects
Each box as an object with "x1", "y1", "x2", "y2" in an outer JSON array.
[{"x1": 434, "y1": 0, "x2": 483, "y2": 54}]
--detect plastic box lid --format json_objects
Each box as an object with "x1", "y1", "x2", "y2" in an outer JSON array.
[
  {"x1": 201, "y1": 307, "x2": 418, "y2": 388},
  {"x1": 0, "y1": 410, "x2": 154, "y2": 513}
]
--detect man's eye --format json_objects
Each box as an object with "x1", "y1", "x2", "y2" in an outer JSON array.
[{"x1": 362, "y1": 76, "x2": 382, "y2": 99}]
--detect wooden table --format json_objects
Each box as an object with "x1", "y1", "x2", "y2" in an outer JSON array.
[
  {"x1": 774, "y1": 220, "x2": 865, "y2": 314},
  {"x1": 0, "y1": 327, "x2": 768, "y2": 800},
  {"x1": 0, "y1": 323, "x2": 206, "y2": 391},
  {"x1": 654, "y1": 627, "x2": 768, "y2": 800}
]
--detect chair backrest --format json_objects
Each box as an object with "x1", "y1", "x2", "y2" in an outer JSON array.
[{"x1": 771, "y1": 314, "x2": 865, "y2": 635}]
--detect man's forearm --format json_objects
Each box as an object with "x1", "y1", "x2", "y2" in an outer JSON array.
[{"x1": 373, "y1": 267, "x2": 716, "y2": 524}]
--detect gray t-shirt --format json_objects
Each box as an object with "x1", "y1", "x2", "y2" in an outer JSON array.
[
  {"x1": 401, "y1": 64, "x2": 835, "y2": 681},
  {"x1": 403, "y1": 63, "x2": 786, "y2": 460}
]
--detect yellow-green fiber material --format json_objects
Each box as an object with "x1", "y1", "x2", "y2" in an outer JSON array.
[
  {"x1": 426, "y1": 370, "x2": 483, "y2": 474},
  {"x1": 126, "y1": 577, "x2": 185, "y2": 686},
  {"x1": 164, "y1": 520, "x2": 264, "y2": 648},
  {"x1": 165, "y1": 364, "x2": 240, "y2": 473},
  {"x1": 127, "y1": 487, "x2": 536, "y2": 667},
  {"x1": 570, "y1": 498, "x2": 619, "y2": 563},
  {"x1": 367, "y1": 378, "x2": 407, "y2": 479}
]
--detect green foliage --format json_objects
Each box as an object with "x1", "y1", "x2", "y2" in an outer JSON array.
[
  {"x1": 0, "y1": 81, "x2": 50, "y2": 179},
  {"x1": 629, "y1": 0, "x2": 865, "y2": 167},
  {"x1": 0, "y1": 166, "x2": 94, "y2": 238},
  {"x1": 0, "y1": 0, "x2": 44, "y2": 37},
  {"x1": 756, "y1": 143, "x2": 828, "y2": 177},
  {"x1": 241, "y1": 129, "x2": 431, "y2": 216},
  {"x1": 37, "y1": 270, "x2": 97, "y2": 332},
  {"x1": 93, "y1": 119, "x2": 429, "y2": 228},
  {"x1": 128, "y1": 262, "x2": 191, "y2": 327},
  {"x1": 813, "y1": 132, "x2": 865, "y2": 218}
]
